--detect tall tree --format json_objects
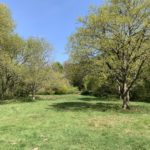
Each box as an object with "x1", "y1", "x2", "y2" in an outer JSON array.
[
  {"x1": 68, "y1": 0, "x2": 150, "y2": 109},
  {"x1": 0, "y1": 34, "x2": 25, "y2": 99},
  {"x1": 0, "y1": 4, "x2": 14, "y2": 37},
  {"x1": 23, "y1": 37, "x2": 53, "y2": 100},
  {"x1": 0, "y1": 4, "x2": 17, "y2": 99}
]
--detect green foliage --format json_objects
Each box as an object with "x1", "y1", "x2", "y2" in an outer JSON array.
[
  {"x1": 52, "y1": 62, "x2": 64, "y2": 73},
  {"x1": 0, "y1": 4, "x2": 55, "y2": 100},
  {"x1": 1, "y1": 1, "x2": 150, "y2": 105},
  {"x1": 130, "y1": 61, "x2": 150, "y2": 102},
  {"x1": 0, "y1": 4, "x2": 14, "y2": 37},
  {"x1": 0, "y1": 4, "x2": 28, "y2": 99},
  {"x1": 68, "y1": 0, "x2": 150, "y2": 107},
  {"x1": 38, "y1": 67, "x2": 79, "y2": 95},
  {"x1": 21, "y1": 37, "x2": 53, "y2": 99}
]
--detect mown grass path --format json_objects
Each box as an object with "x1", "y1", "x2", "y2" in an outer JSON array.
[{"x1": 0, "y1": 95, "x2": 150, "y2": 150}]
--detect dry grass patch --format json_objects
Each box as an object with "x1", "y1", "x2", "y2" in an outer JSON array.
[{"x1": 88, "y1": 115, "x2": 133, "y2": 128}]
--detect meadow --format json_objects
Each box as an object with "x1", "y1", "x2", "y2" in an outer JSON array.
[{"x1": 0, "y1": 94, "x2": 150, "y2": 150}]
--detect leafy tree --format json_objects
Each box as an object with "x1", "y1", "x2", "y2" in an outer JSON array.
[
  {"x1": 22, "y1": 37, "x2": 53, "y2": 100},
  {"x1": 64, "y1": 61, "x2": 86, "y2": 90},
  {"x1": 0, "y1": 4, "x2": 14, "y2": 38},
  {"x1": 0, "y1": 4, "x2": 25, "y2": 99},
  {"x1": 0, "y1": 34, "x2": 26, "y2": 99},
  {"x1": 52, "y1": 62, "x2": 64, "y2": 73},
  {"x1": 131, "y1": 56, "x2": 150, "y2": 102},
  {"x1": 0, "y1": 4, "x2": 55, "y2": 100},
  {"x1": 64, "y1": 56, "x2": 111, "y2": 96},
  {"x1": 68, "y1": 0, "x2": 150, "y2": 109}
]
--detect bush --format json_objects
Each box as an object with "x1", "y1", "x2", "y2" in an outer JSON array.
[
  {"x1": 65, "y1": 87, "x2": 79, "y2": 94},
  {"x1": 38, "y1": 84, "x2": 79, "y2": 95}
]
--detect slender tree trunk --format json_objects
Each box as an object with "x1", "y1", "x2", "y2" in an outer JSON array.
[
  {"x1": 1, "y1": 80, "x2": 6, "y2": 100},
  {"x1": 118, "y1": 85, "x2": 122, "y2": 100},
  {"x1": 32, "y1": 89, "x2": 35, "y2": 100},
  {"x1": 31, "y1": 83, "x2": 36, "y2": 100}
]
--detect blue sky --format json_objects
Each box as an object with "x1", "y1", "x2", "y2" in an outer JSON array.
[{"x1": 1, "y1": 0, "x2": 105, "y2": 63}]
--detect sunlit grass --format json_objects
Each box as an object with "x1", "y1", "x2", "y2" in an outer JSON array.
[{"x1": 0, "y1": 94, "x2": 149, "y2": 150}]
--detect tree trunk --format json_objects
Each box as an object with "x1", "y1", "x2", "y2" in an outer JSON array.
[
  {"x1": 1, "y1": 80, "x2": 6, "y2": 100},
  {"x1": 121, "y1": 83, "x2": 130, "y2": 110},
  {"x1": 122, "y1": 95, "x2": 130, "y2": 110},
  {"x1": 32, "y1": 89, "x2": 35, "y2": 100},
  {"x1": 118, "y1": 85, "x2": 121, "y2": 100}
]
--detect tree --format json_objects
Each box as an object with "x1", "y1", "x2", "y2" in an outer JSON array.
[
  {"x1": 68, "y1": 0, "x2": 150, "y2": 109},
  {"x1": 0, "y1": 4, "x2": 14, "y2": 37},
  {"x1": 0, "y1": 3, "x2": 55, "y2": 100},
  {"x1": 22, "y1": 37, "x2": 53, "y2": 100},
  {"x1": 64, "y1": 61, "x2": 87, "y2": 90},
  {"x1": 131, "y1": 54, "x2": 150, "y2": 102},
  {"x1": 52, "y1": 62, "x2": 64, "y2": 73},
  {"x1": 0, "y1": 34, "x2": 25, "y2": 99},
  {"x1": 0, "y1": 4, "x2": 21, "y2": 99}
]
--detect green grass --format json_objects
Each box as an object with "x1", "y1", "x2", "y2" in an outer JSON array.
[{"x1": 0, "y1": 94, "x2": 150, "y2": 150}]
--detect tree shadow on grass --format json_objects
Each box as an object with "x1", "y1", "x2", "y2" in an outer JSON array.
[
  {"x1": 79, "y1": 95, "x2": 150, "y2": 103},
  {"x1": 78, "y1": 97, "x2": 102, "y2": 101},
  {"x1": 50, "y1": 101, "x2": 150, "y2": 114},
  {"x1": 0, "y1": 95, "x2": 65, "y2": 105},
  {"x1": 0, "y1": 97, "x2": 35, "y2": 105},
  {"x1": 50, "y1": 102, "x2": 120, "y2": 112},
  {"x1": 132, "y1": 97, "x2": 150, "y2": 103},
  {"x1": 78, "y1": 96, "x2": 118, "y2": 102}
]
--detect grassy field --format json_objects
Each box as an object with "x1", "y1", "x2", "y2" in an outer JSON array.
[{"x1": 0, "y1": 94, "x2": 150, "y2": 150}]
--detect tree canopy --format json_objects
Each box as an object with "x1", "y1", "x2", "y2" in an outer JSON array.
[{"x1": 68, "y1": 0, "x2": 150, "y2": 109}]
